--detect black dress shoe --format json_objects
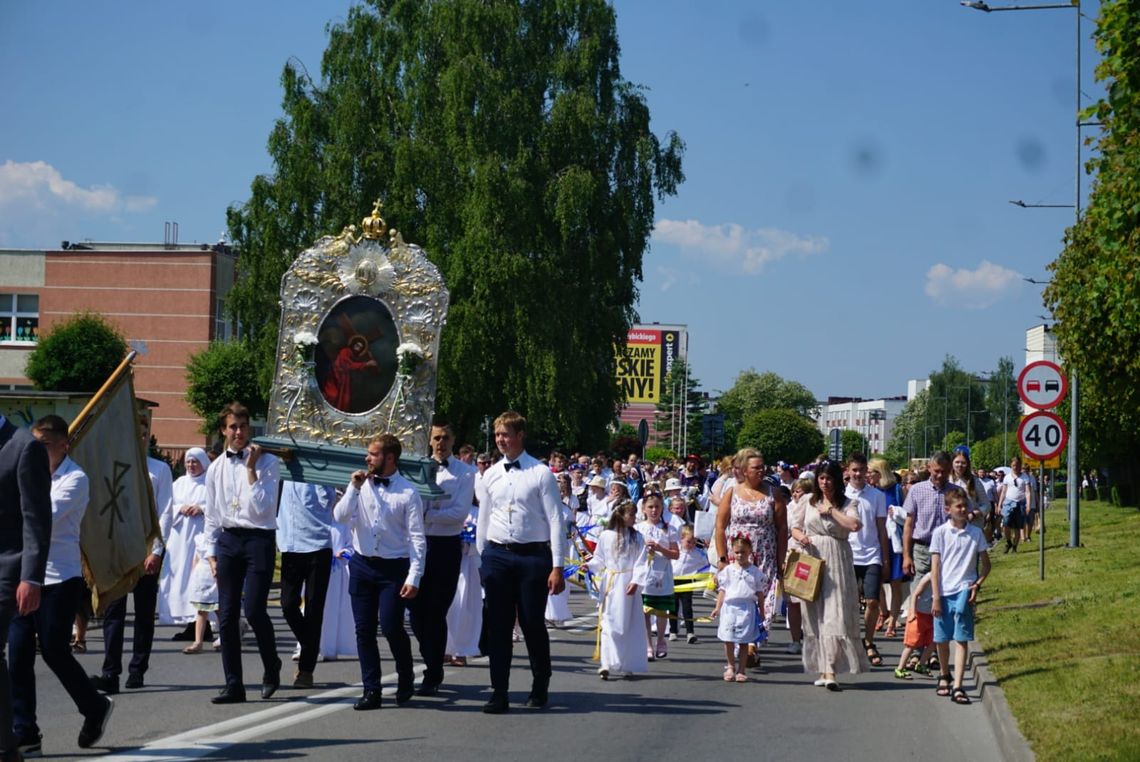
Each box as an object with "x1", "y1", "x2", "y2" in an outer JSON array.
[
  {"x1": 77, "y1": 696, "x2": 114, "y2": 749},
  {"x1": 125, "y1": 672, "x2": 144, "y2": 690},
  {"x1": 394, "y1": 686, "x2": 414, "y2": 705},
  {"x1": 211, "y1": 687, "x2": 247, "y2": 705},
  {"x1": 89, "y1": 674, "x2": 119, "y2": 695},
  {"x1": 525, "y1": 681, "x2": 549, "y2": 708},
  {"x1": 482, "y1": 693, "x2": 509, "y2": 714},
  {"x1": 353, "y1": 690, "x2": 382, "y2": 711},
  {"x1": 416, "y1": 679, "x2": 441, "y2": 697},
  {"x1": 172, "y1": 622, "x2": 196, "y2": 641},
  {"x1": 261, "y1": 664, "x2": 281, "y2": 699}
]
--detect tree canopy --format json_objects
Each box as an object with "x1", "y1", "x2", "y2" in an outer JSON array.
[
  {"x1": 736, "y1": 408, "x2": 823, "y2": 466},
  {"x1": 225, "y1": 0, "x2": 684, "y2": 449},
  {"x1": 185, "y1": 340, "x2": 267, "y2": 435},
  {"x1": 1044, "y1": 0, "x2": 1140, "y2": 480},
  {"x1": 716, "y1": 369, "x2": 818, "y2": 448},
  {"x1": 24, "y1": 312, "x2": 128, "y2": 393}
]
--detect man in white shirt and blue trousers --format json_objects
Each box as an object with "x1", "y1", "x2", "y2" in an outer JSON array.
[
  {"x1": 334, "y1": 433, "x2": 426, "y2": 711},
  {"x1": 410, "y1": 419, "x2": 475, "y2": 696},
  {"x1": 203, "y1": 402, "x2": 282, "y2": 704},
  {"x1": 475, "y1": 411, "x2": 567, "y2": 714},
  {"x1": 91, "y1": 413, "x2": 171, "y2": 695},
  {"x1": 277, "y1": 480, "x2": 337, "y2": 689}
]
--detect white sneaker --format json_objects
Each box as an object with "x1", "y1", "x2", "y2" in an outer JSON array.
[
  {"x1": 667, "y1": 633, "x2": 677, "y2": 641},
  {"x1": 292, "y1": 643, "x2": 302, "y2": 662},
  {"x1": 786, "y1": 641, "x2": 803, "y2": 655}
]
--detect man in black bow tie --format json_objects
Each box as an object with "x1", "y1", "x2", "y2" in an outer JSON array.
[
  {"x1": 475, "y1": 412, "x2": 567, "y2": 714},
  {"x1": 202, "y1": 402, "x2": 281, "y2": 705},
  {"x1": 409, "y1": 419, "x2": 475, "y2": 696},
  {"x1": 334, "y1": 434, "x2": 426, "y2": 711}
]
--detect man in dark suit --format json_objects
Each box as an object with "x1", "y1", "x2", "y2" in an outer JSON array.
[{"x1": 0, "y1": 413, "x2": 53, "y2": 761}]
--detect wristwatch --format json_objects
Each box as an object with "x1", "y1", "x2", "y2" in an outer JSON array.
[{"x1": 719, "y1": 556, "x2": 729, "y2": 564}]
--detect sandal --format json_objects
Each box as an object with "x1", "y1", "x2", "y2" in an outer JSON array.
[
  {"x1": 875, "y1": 613, "x2": 886, "y2": 632},
  {"x1": 912, "y1": 664, "x2": 932, "y2": 677},
  {"x1": 723, "y1": 665, "x2": 736, "y2": 682},
  {"x1": 647, "y1": 647, "x2": 656, "y2": 663},
  {"x1": 182, "y1": 643, "x2": 203, "y2": 654},
  {"x1": 936, "y1": 673, "x2": 952, "y2": 697},
  {"x1": 449, "y1": 656, "x2": 467, "y2": 667},
  {"x1": 734, "y1": 673, "x2": 748, "y2": 683},
  {"x1": 885, "y1": 623, "x2": 898, "y2": 639},
  {"x1": 656, "y1": 642, "x2": 668, "y2": 660},
  {"x1": 71, "y1": 639, "x2": 87, "y2": 654},
  {"x1": 951, "y1": 687, "x2": 971, "y2": 705},
  {"x1": 864, "y1": 639, "x2": 883, "y2": 667},
  {"x1": 893, "y1": 667, "x2": 912, "y2": 680}
]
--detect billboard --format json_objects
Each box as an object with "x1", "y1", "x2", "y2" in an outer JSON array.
[{"x1": 616, "y1": 325, "x2": 685, "y2": 404}]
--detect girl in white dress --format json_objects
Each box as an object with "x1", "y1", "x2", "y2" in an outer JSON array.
[
  {"x1": 635, "y1": 492, "x2": 679, "y2": 660},
  {"x1": 159, "y1": 448, "x2": 209, "y2": 628},
  {"x1": 545, "y1": 474, "x2": 576, "y2": 625},
  {"x1": 445, "y1": 511, "x2": 482, "y2": 665},
  {"x1": 183, "y1": 533, "x2": 219, "y2": 653},
  {"x1": 712, "y1": 535, "x2": 767, "y2": 682},
  {"x1": 319, "y1": 521, "x2": 358, "y2": 661},
  {"x1": 588, "y1": 500, "x2": 647, "y2": 679}
]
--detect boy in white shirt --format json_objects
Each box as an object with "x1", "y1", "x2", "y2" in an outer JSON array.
[{"x1": 930, "y1": 488, "x2": 991, "y2": 705}]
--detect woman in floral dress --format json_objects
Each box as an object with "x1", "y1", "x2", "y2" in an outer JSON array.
[{"x1": 714, "y1": 448, "x2": 787, "y2": 661}]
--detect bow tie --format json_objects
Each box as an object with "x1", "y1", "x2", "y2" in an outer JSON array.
[
  {"x1": 226, "y1": 450, "x2": 245, "y2": 461},
  {"x1": 372, "y1": 475, "x2": 391, "y2": 488},
  {"x1": 503, "y1": 461, "x2": 520, "y2": 472},
  {"x1": 436, "y1": 458, "x2": 449, "y2": 469}
]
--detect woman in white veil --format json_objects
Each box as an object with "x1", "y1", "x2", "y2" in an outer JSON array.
[{"x1": 159, "y1": 448, "x2": 210, "y2": 636}]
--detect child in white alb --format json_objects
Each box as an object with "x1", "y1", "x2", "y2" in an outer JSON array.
[
  {"x1": 588, "y1": 500, "x2": 648, "y2": 679},
  {"x1": 712, "y1": 535, "x2": 767, "y2": 682}
]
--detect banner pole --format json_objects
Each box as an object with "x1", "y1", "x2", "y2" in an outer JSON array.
[{"x1": 68, "y1": 351, "x2": 137, "y2": 441}]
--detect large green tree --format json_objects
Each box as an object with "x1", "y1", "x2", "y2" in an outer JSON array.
[
  {"x1": 927, "y1": 355, "x2": 990, "y2": 447},
  {"x1": 185, "y1": 341, "x2": 268, "y2": 434},
  {"x1": 984, "y1": 356, "x2": 1018, "y2": 446},
  {"x1": 226, "y1": 0, "x2": 684, "y2": 449},
  {"x1": 885, "y1": 389, "x2": 927, "y2": 466},
  {"x1": 1044, "y1": 0, "x2": 1140, "y2": 483},
  {"x1": 736, "y1": 408, "x2": 824, "y2": 466},
  {"x1": 716, "y1": 369, "x2": 818, "y2": 448}
]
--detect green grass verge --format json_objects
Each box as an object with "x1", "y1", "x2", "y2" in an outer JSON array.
[{"x1": 976, "y1": 499, "x2": 1140, "y2": 762}]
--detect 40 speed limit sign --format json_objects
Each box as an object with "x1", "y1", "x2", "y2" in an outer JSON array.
[{"x1": 1018, "y1": 410, "x2": 1068, "y2": 461}]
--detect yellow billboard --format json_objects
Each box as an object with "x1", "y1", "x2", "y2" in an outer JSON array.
[{"x1": 616, "y1": 327, "x2": 681, "y2": 404}]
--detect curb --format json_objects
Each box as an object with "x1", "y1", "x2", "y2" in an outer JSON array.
[{"x1": 969, "y1": 642, "x2": 1035, "y2": 762}]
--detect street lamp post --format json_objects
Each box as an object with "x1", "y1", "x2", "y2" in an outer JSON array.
[{"x1": 961, "y1": 0, "x2": 1083, "y2": 547}]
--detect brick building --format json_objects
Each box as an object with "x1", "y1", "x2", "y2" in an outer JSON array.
[{"x1": 0, "y1": 239, "x2": 237, "y2": 450}]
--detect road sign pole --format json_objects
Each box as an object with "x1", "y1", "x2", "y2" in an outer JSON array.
[
  {"x1": 1069, "y1": 372, "x2": 1079, "y2": 548},
  {"x1": 1039, "y1": 460, "x2": 1045, "y2": 581}
]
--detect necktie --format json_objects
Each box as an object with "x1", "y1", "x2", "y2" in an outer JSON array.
[
  {"x1": 226, "y1": 450, "x2": 245, "y2": 461},
  {"x1": 372, "y1": 475, "x2": 391, "y2": 487},
  {"x1": 503, "y1": 461, "x2": 520, "y2": 472}
]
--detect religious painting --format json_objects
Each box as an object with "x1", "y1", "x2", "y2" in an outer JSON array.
[{"x1": 314, "y1": 295, "x2": 399, "y2": 414}]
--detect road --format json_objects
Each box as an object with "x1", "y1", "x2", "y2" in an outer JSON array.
[{"x1": 27, "y1": 590, "x2": 1003, "y2": 761}]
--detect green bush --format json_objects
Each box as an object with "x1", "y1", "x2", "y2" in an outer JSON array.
[
  {"x1": 185, "y1": 340, "x2": 266, "y2": 434},
  {"x1": 737, "y1": 408, "x2": 824, "y2": 465},
  {"x1": 24, "y1": 312, "x2": 128, "y2": 392}
]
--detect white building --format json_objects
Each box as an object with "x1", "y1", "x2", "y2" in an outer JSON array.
[
  {"x1": 1025, "y1": 324, "x2": 1059, "y2": 366},
  {"x1": 816, "y1": 396, "x2": 909, "y2": 455}
]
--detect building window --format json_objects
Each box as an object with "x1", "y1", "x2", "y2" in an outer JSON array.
[{"x1": 0, "y1": 293, "x2": 38, "y2": 343}]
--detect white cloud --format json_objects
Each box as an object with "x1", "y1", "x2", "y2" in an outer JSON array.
[
  {"x1": 924, "y1": 260, "x2": 1024, "y2": 309},
  {"x1": 652, "y1": 218, "x2": 828, "y2": 274},
  {"x1": 0, "y1": 160, "x2": 156, "y2": 215}
]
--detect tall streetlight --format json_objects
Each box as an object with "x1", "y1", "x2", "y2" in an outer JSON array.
[{"x1": 961, "y1": 0, "x2": 1083, "y2": 547}]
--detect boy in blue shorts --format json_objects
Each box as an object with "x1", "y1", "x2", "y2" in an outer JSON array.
[{"x1": 930, "y1": 487, "x2": 990, "y2": 705}]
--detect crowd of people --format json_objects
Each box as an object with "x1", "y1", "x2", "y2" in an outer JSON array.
[{"x1": 0, "y1": 403, "x2": 1018, "y2": 760}]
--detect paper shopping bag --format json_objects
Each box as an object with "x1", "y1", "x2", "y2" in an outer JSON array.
[{"x1": 782, "y1": 550, "x2": 824, "y2": 602}]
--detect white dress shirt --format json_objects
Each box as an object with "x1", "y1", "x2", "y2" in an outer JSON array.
[
  {"x1": 204, "y1": 449, "x2": 281, "y2": 557},
  {"x1": 475, "y1": 451, "x2": 568, "y2": 567},
  {"x1": 149, "y1": 455, "x2": 174, "y2": 557},
  {"x1": 44, "y1": 455, "x2": 89, "y2": 585},
  {"x1": 425, "y1": 457, "x2": 476, "y2": 537},
  {"x1": 333, "y1": 472, "x2": 426, "y2": 588}
]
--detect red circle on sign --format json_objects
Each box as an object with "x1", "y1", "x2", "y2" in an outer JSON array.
[
  {"x1": 1017, "y1": 410, "x2": 1068, "y2": 461},
  {"x1": 1017, "y1": 360, "x2": 1067, "y2": 409}
]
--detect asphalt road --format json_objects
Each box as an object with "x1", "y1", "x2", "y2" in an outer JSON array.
[{"x1": 26, "y1": 590, "x2": 1003, "y2": 762}]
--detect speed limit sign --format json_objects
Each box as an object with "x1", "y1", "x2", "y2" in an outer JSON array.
[{"x1": 1018, "y1": 411, "x2": 1068, "y2": 461}]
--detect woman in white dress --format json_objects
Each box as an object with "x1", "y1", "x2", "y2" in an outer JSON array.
[
  {"x1": 159, "y1": 448, "x2": 209, "y2": 629},
  {"x1": 790, "y1": 460, "x2": 869, "y2": 690},
  {"x1": 588, "y1": 500, "x2": 648, "y2": 679},
  {"x1": 444, "y1": 509, "x2": 482, "y2": 665}
]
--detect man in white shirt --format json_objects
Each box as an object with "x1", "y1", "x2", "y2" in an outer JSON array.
[
  {"x1": 475, "y1": 411, "x2": 566, "y2": 714},
  {"x1": 334, "y1": 433, "x2": 425, "y2": 711},
  {"x1": 91, "y1": 413, "x2": 171, "y2": 695},
  {"x1": 203, "y1": 402, "x2": 282, "y2": 705},
  {"x1": 410, "y1": 420, "x2": 475, "y2": 696},
  {"x1": 844, "y1": 453, "x2": 891, "y2": 666},
  {"x1": 10, "y1": 416, "x2": 112, "y2": 755}
]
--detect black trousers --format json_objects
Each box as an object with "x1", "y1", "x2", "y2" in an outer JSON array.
[
  {"x1": 409, "y1": 534, "x2": 462, "y2": 683},
  {"x1": 101, "y1": 570, "x2": 158, "y2": 678},
  {"x1": 10, "y1": 577, "x2": 104, "y2": 738},
  {"x1": 216, "y1": 528, "x2": 279, "y2": 690},
  {"x1": 481, "y1": 542, "x2": 552, "y2": 696},
  {"x1": 0, "y1": 608, "x2": 15, "y2": 753},
  {"x1": 669, "y1": 591, "x2": 695, "y2": 635},
  {"x1": 279, "y1": 548, "x2": 333, "y2": 674},
  {"x1": 349, "y1": 554, "x2": 413, "y2": 693}
]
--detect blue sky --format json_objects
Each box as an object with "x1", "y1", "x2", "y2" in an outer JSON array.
[{"x1": 0, "y1": 1, "x2": 1101, "y2": 401}]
